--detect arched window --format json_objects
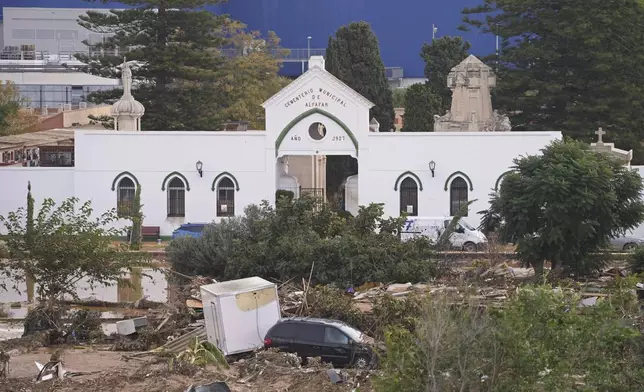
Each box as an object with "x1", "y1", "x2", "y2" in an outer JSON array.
[
  {"x1": 116, "y1": 177, "x2": 135, "y2": 216},
  {"x1": 217, "y1": 177, "x2": 235, "y2": 217},
  {"x1": 399, "y1": 177, "x2": 418, "y2": 216},
  {"x1": 450, "y1": 177, "x2": 469, "y2": 216},
  {"x1": 167, "y1": 177, "x2": 186, "y2": 217}
]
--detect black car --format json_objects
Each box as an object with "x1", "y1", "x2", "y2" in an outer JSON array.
[{"x1": 263, "y1": 317, "x2": 375, "y2": 369}]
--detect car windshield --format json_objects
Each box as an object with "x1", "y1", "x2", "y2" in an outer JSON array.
[
  {"x1": 338, "y1": 324, "x2": 363, "y2": 342},
  {"x1": 459, "y1": 220, "x2": 475, "y2": 231}
]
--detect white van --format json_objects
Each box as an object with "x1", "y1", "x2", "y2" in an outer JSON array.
[{"x1": 401, "y1": 217, "x2": 488, "y2": 251}]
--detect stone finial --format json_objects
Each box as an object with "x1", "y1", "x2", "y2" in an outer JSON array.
[
  {"x1": 309, "y1": 55, "x2": 326, "y2": 70},
  {"x1": 369, "y1": 117, "x2": 380, "y2": 132},
  {"x1": 110, "y1": 57, "x2": 145, "y2": 131}
]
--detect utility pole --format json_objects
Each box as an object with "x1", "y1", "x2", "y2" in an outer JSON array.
[{"x1": 495, "y1": 25, "x2": 500, "y2": 72}]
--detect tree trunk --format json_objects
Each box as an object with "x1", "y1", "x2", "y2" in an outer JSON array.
[{"x1": 532, "y1": 260, "x2": 545, "y2": 278}]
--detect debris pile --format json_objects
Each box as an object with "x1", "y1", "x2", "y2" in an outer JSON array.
[{"x1": 236, "y1": 348, "x2": 373, "y2": 391}]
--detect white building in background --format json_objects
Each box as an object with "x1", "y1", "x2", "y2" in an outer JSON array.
[
  {"x1": 0, "y1": 7, "x2": 121, "y2": 109},
  {"x1": 0, "y1": 55, "x2": 562, "y2": 236},
  {"x1": 1, "y1": 7, "x2": 115, "y2": 55}
]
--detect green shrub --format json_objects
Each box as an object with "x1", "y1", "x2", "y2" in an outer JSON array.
[
  {"x1": 629, "y1": 246, "x2": 644, "y2": 274},
  {"x1": 167, "y1": 198, "x2": 437, "y2": 287},
  {"x1": 369, "y1": 294, "x2": 423, "y2": 339},
  {"x1": 376, "y1": 285, "x2": 644, "y2": 392},
  {"x1": 303, "y1": 286, "x2": 366, "y2": 329},
  {"x1": 275, "y1": 189, "x2": 295, "y2": 203}
]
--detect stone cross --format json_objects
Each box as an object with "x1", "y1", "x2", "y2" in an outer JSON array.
[{"x1": 595, "y1": 127, "x2": 606, "y2": 144}]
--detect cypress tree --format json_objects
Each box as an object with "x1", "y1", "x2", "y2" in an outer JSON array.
[
  {"x1": 420, "y1": 37, "x2": 471, "y2": 113},
  {"x1": 326, "y1": 22, "x2": 395, "y2": 132},
  {"x1": 26, "y1": 181, "x2": 34, "y2": 248},
  {"x1": 402, "y1": 83, "x2": 441, "y2": 132},
  {"x1": 129, "y1": 185, "x2": 143, "y2": 251}
]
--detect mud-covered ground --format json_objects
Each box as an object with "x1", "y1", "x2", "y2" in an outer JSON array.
[{"x1": 0, "y1": 346, "x2": 374, "y2": 392}]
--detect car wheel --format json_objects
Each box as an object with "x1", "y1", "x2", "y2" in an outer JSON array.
[
  {"x1": 353, "y1": 355, "x2": 370, "y2": 369},
  {"x1": 463, "y1": 242, "x2": 477, "y2": 252},
  {"x1": 624, "y1": 243, "x2": 638, "y2": 252}
]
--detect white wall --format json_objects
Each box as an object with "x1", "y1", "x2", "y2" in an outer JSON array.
[
  {"x1": 73, "y1": 130, "x2": 274, "y2": 235},
  {"x1": 361, "y1": 131, "x2": 562, "y2": 227},
  {"x1": 0, "y1": 63, "x2": 564, "y2": 237},
  {"x1": 0, "y1": 168, "x2": 74, "y2": 233},
  {"x1": 264, "y1": 68, "x2": 371, "y2": 160}
]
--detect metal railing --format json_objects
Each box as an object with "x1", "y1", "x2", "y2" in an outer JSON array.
[
  {"x1": 0, "y1": 49, "x2": 123, "y2": 62},
  {"x1": 1, "y1": 47, "x2": 404, "y2": 79},
  {"x1": 300, "y1": 187, "x2": 325, "y2": 200},
  {"x1": 0, "y1": 64, "x2": 80, "y2": 72}
]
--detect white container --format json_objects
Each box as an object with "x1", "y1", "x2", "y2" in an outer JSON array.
[
  {"x1": 116, "y1": 316, "x2": 148, "y2": 336},
  {"x1": 200, "y1": 277, "x2": 281, "y2": 356}
]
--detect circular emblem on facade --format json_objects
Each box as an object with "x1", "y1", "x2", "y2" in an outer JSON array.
[{"x1": 308, "y1": 122, "x2": 327, "y2": 141}]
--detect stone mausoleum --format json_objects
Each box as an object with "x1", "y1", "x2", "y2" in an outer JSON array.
[{"x1": 0, "y1": 55, "x2": 562, "y2": 236}]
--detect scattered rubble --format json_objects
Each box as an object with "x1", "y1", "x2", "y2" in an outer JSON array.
[{"x1": 277, "y1": 261, "x2": 634, "y2": 319}]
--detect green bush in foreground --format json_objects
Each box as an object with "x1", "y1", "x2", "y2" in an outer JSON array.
[
  {"x1": 629, "y1": 247, "x2": 644, "y2": 274},
  {"x1": 485, "y1": 140, "x2": 644, "y2": 275},
  {"x1": 167, "y1": 198, "x2": 437, "y2": 287},
  {"x1": 375, "y1": 285, "x2": 644, "y2": 392}
]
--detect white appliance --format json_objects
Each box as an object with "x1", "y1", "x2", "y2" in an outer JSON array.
[{"x1": 200, "y1": 276, "x2": 281, "y2": 356}]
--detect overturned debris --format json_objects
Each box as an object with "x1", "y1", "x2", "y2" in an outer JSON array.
[{"x1": 185, "y1": 381, "x2": 231, "y2": 392}]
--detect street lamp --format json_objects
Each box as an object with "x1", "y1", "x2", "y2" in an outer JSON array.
[
  {"x1": 196, "y1": 160, "x2": 203, "y2": 178},
  {"x1": 307, "y1": 36, "x2": 312, "y2": 59},
  {"x1": 429, "y1": 160, "x2": 436, "y2": 177}
]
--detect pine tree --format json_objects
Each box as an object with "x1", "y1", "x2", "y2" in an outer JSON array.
[
  {"x1": 402, "y1": 84, "x2": 441, "y2": 132},
  {"x1": 76, "y1": 0, "x2": 286, "y2": 130},
  {"x1": 420, "y1": 37, "x2": 471, "y2": 113},
  {"x1": 462, "y1": 0, "x2": 644, "y2": 163},
  {"x1": 326, "y1": 22, "x2": 395, "y2": 132}
]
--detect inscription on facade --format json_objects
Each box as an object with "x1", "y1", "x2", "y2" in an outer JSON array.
[
  {"x1": 284, "y1": 88, "x2": 348, "y2": 108},
  {"x1": 288, "y1": 134, "x2": 347, "y2": 142}
]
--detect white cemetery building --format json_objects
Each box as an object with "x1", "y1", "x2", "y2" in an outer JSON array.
[{"x1": 0, "y1": 55, "x2": 562, "y2": 236}]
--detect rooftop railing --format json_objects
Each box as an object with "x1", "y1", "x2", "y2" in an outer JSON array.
[{"x1": 0, "y1": 47, "x2": 404, "y2": 79}]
